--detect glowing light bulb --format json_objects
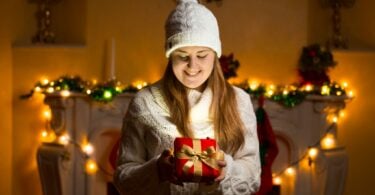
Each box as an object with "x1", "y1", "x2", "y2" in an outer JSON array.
[
  {"x1": 342, "y1": 82, "x2": 348, "y2": 88},
  {"x1": 46, "y1": 87, "x2": 55, "y2": 93},
  {"x1": 86, "y1": 89, "x2": 92, "y2": 95},
  {"x1": 60, "y1": 90, "x2": 71, "y2": 97},
  {"x1": 308, "y1": 148, "x2": 319, "y2": 159},
  {"x1": 321, "y1": 85, "x2": 330, "y2": 95},
  {"x1": 115, "y1": 86, "x2": 122, "y2": 93},
  {"x1": 273, "y1": 177, "x2": 282, "y2": 185},
  {"x1": 92, "y1": 79, "x2": 98, "y2": 85},
  {"x1": 347, "y1": 91, "x2": 354, "y2": 98},
  {"x1": 283, "y1": 90, "x2": 289, "y2": 95},
  {"x1": 266, "y1": 90, "x2": 274, "y2": 97},
  {"x1": 286, "y1": 167, "x2": 295, "y2": 176},
  {"x1": 34, "y1": 86, "x2": 42, "y2": 92},
  {"x1": 336, "y1": 91, "x2": 342, "y2": 96},
  {"x1": 249, "y1": 82, "x2": 259, "y2": 90},
  {"x1": 332, "y1": 116, "x2": 338, "y2": 123},
  {"x1": 133, "y1": 80, "x2": 148, "y2": 90},
  {"x1": 82, "y1": 143, "x2": 94, "y2": 155},
  {"x1": 321, "y1": 133, "x2": 336, "y2": 149},
  {"x1": 40, "y1": 130, "x2": 56, "y2": 143},
  {"x1": 58, "y1": 133, "x2": 70, "y2": 145},
  {"x1": 304, "y1": 84, "x2": 313, "y2": 92},
  {"x1": 41, "y1": 78, "x2": 49, "y2": 85},
  {"x1": 85, "y1": 159, "x2": 98, "y2": 174},
  {"x1": 43, "y1": 109, "x2": 51, "y2": 120},
  {"x1": 339, "y1": 111, "x2": 346, "y2": 118},
  {"x1": 103, "y1": 90, "x2": 112, "y2": 99}
]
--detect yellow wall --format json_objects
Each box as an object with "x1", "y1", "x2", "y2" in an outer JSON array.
[
  {"x1": 331, "y1": 51, "x2": 375, "y2": 195},
  {"x1": 0, "y1": 1, "x2": 13, "y2": 195},
  {"x1": 83, "y1": 0, "x2": 308, "y2": 84},
  {"x1": 308, "y1": 0, "x2": 375, "y2": 194},
  {"x1": 5, "y1": 0, "x2": 375, "y2": 195}
]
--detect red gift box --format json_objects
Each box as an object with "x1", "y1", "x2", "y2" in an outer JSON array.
[{"x1": 174, "y1": 137, "x2": 223, "y2": 183}]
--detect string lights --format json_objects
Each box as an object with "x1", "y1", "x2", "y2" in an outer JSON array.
[{"x1": 29, "y1": 75, "x2": 353, "y2": 179}]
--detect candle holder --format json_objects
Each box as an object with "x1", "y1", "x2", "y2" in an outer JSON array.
[
  {"x1": 321, "y1": 0, "x2": 355, "y2": 49},
  {"x1": 29, "y1": 0, "x2": 62, "y2": 44}
]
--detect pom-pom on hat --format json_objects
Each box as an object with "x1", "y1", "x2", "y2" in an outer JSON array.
[{"x1": 165, "y1": 0, "x2": 222, "y2": 58}]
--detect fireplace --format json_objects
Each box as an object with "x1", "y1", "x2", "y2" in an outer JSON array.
[{"x1": 37, "y1": 93, "x2": 348, "y2": 195}]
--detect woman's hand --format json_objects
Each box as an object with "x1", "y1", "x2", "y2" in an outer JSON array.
[
  {"x1": 157, "y1": 149, "x2": 183, "y2": 186},
  {"x1": 214, "y1": 148, "x2": 227, "y2": 183},
  {"x1": 214, "y1": 159, "x2": 227, "y2": 182}
]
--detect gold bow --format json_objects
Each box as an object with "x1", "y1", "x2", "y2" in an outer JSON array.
[{"x1": 176, "y1": 140, "x2": 223, "y2": 181}]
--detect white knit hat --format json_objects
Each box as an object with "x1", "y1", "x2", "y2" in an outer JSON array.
[{"x1": 165, "y1": 0, "x2": 222, "y2": 58}]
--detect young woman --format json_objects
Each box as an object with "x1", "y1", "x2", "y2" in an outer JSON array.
[{"x1": 114, "y1": 0, "x2": 261, "y2": 194}]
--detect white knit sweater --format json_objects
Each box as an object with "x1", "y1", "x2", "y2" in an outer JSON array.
[{"x1": 114, "y1": 82, "x2": 261, "y2": 195}]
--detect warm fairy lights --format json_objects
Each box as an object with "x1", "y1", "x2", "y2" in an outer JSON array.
[
  {"x1": 308, "y1": 148, "x2": 319, "y2": 159},
  {"x1": 39, "y1": 130, "x2": 56, "y2": 143},
  {"x1": 60, "y1": 90, "x2": 71, "y2": 97},
  {"x1": 58, "y1": 133, "x2": 70, "y2": 146},
  {"x1": 321, "y1": 85, "x2": 330, "y2": 95},
  {"x1": 43, "y1": 109, "x2": 51, "y2": 120},
  {"x1": 29, "y1": 75, "x2": 353, "y2": 179},
  {"x1": 82, "y1": 143, "x2": 94, "y2": 155},
  {"x1": 321, "y1": 133, "x2": 336, "y2": 149},
  {"x1": 85, "y1": 159, "x2": 98, "y2": 174},
  {"x1": 273, "y1": 176, "x2": 282, "y2": 185},
  {"x1": 132, "y1": 80, "x2": 148, "y2": 90}
]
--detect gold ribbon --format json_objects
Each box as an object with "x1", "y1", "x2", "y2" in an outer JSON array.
[{"x1": 176, "y1": 140, "x2": 223, "y2": 181}]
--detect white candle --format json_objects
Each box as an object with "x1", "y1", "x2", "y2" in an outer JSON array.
[{"x1": 108, "y1": 38, "x2": 116, "y2": 80}]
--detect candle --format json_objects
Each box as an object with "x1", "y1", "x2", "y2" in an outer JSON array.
[{"x1": 107, "y1": 38, "x2": 116, "y2": 80}]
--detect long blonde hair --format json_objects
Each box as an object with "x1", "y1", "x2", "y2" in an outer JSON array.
[{"x1": 161, "y1": 57, "x2": 245, "y2": 154}]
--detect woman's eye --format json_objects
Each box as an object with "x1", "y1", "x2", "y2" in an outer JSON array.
[
  {"x1": 179, "y1": 55, "x2": 189, "y2": 61},
  {"x1": 197, "y1": 55, "x2": 207, "y2": 59}
]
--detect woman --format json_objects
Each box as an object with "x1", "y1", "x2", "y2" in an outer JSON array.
[{"x1": 114, "y1": 0, "x2": 261, "y2": 194}]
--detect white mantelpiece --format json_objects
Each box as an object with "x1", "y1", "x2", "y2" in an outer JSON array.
[{"x1": 37, "y1": 93, "x2": 349, "y2": 195}]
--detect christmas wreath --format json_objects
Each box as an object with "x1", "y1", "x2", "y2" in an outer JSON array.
[
  {"x1": 219, "y1": 53, "x2": 240, "y2": 79},
  {"x1": 298, "y1": 44, "x2": 337, "y2": 86}
]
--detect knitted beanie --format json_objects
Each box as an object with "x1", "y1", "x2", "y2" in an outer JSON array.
[{"x1": 165, "y1": 0, "x2": 221, "y2": 58}]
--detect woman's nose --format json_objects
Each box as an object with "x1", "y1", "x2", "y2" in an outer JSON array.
[{"x1": 187, "y1": 56, "x2": 198, "y2": 68}]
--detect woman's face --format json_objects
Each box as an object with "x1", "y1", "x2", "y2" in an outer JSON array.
[{"x1": 170, "y1": 46, "x2": 215, "y2": 90}]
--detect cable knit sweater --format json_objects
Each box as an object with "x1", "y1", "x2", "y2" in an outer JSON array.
[{"x1": 114, "y1": 82, "x2": 261, "y2": 195}]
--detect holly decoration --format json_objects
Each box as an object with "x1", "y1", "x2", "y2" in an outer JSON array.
[
  {"x1": 20, "y1": 75, "x2": 140, "y2": 102},
  {"x1": 298, "y1": 44, "x2": 337, "y2": 86},
  {"x1": 219, "y1": 53, "x2": 240, "y2": 79}
]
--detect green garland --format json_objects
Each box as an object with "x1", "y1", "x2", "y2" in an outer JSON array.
[{"x1": 21, "y1": 75, "x2": 349, "y2": 107}]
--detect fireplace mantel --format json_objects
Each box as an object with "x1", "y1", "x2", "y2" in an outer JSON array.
[{"x1": 37, "y1": 93, "x2": 349, "y2": 195}]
